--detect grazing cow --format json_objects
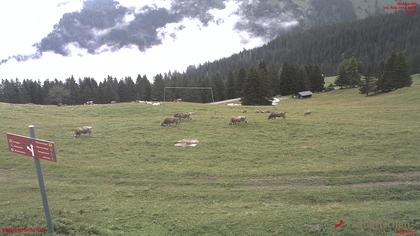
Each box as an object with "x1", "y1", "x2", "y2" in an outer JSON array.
[
  {"x1": 229, "y1": 116, "x2": 247, "y2": 125},
  {"x1": 256, "y1": 110, "x2": 270, "y2": 113},
  {"x1": 161, "y1": 117, "x2": 180, "y2": 126},
  {"x1": 85, "y1": 100, "x2": 94, "y2": 105},
  {"x1": 240, "y1": 110, "x2": 247, "y2": 113},
  {"x1": 268, "y1": 112, "x2": 287, "y2": 120},
  {"x1": 304, "y1": 110, "x2": 312, "y2": 116},
  {"x1": 74, "y1": 126, "x2": 93, "y2": 138},
  {"x1": 174, "y1": 112, "x2": 193, "y2": 121}
]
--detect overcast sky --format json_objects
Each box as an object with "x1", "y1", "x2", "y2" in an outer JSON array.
[{"x1": 0, "y1": 0, "x2": 266, "y2": 81}]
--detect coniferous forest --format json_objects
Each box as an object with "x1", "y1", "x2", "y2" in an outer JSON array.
[{"x1": 0, "y1": 12, "x2": 418, "y2": 105}]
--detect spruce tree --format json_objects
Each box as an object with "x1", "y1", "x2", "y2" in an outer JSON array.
[
  {"x1": 142, "y1": 75, "x2": 152, "y2": 101},
  {"x1": 237, "y1": 68, "x2": 247, "y2": 97},
  {"x1": 225, "y1": 72, "x2": 236, "y2": 99},
  {"x1": 279, "y1": 63, "x2": 295, "y2": 95},
  {"x1": 359, "y1": 64, "x2": 377, "y2": 96},
  {"x1": 152, "y1": 74, "x2": 165, "y2": 101},
  {"x1": 305, "y1": 65, "x2": 325, "y2": 92},
  {"x1": 257, "y1": 61, "x2": 271, "y2": 101},
  {"x1": 211, "y1": 73, "x2": 225, "y2": 101},
  {"x1": 393, "y1": 53, "x2": 412, "y2": 89},
  {"x1": 242, "y1": 67, "x2": 259, "y2": 105},
  {"x1": 335, "y1": 57, "x2": 361, "y2": 88},
  {"x1": 242, "y1": 66, "x2": 271, "y2": 105}
]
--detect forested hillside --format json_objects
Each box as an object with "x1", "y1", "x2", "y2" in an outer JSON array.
[
  {"x1": 1, "y1": 12, "x2": 418, "y2": 104},
  {"x1": 186, "y1": 12, "x2": 419, "y2": 79}
]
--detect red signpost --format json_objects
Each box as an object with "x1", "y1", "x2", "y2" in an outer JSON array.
[
  {"x1": 7, "y1": 133, "x2": 56, "y2": 162},
  {"x1": 6, "y1": 126, "x2": 56, "y2": 234}
]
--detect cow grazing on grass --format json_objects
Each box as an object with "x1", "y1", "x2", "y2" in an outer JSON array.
[
  {"x1": 268, "y1": 112, "x2": 287, "y2": 120},
  {"x1": 256, "y1": 110, "x2": 270, "y2": 113},
  {"x1": 74, "y1": 126, "x2": 93, "y2": 138},
  {"x1": 304, "y1": 110, "x2": 312, "y2": 116},
  {"x1": 240, "y1": 110, "x2": 247, "y2": 113},
  {"x1": 230, "y1": 116, "x2": 247, "y2": 125},
  {"x1": 174, "y1": 112, "x2": 193, "y2": 121},
  {"x1": 161, "y1": 117, "x2": 180, "y2": 126}
]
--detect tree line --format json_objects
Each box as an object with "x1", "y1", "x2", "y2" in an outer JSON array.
[
  {"x1": 0, "y1": 52, "x2": 412, "y2": 105},
  {"x1": 0, "y1": 58, "x2": 327, "y2": 105}
]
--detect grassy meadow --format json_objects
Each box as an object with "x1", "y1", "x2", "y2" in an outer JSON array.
[{"x1": 1, "y1": 74, "x2": 420, "y2": 235}]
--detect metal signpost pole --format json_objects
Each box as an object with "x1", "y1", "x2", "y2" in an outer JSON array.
[{"x1": 28, "y1": 125, "x2": 54, "y2": 234}]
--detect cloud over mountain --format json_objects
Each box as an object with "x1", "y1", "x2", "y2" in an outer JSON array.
[{"x1": 0, "y1": 0, "x2": 391, "y2": 79}]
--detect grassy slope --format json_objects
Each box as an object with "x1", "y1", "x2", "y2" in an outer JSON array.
[{"x1": 1, "y1": 74, "x2": 420, "y2": 235}]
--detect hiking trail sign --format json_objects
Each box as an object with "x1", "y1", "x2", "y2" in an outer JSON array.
[
  {"x1": 7, "y1": 133, "x2": 56, "y2": 162},
  {"x1": 6, "y1": 125, "x2": 55, "y2": 234}
]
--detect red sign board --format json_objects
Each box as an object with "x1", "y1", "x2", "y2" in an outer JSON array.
[{"x1": 6, "y1": 133, "x2": 56, "y2": 162}]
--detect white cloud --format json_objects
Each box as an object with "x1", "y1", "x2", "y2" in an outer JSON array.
[
  {"x1": 0, "y1": 0, "x2": 83, "y2": 59},
  {"x1": 0, "y1": 0, "x2": 266, "y2": 81}
]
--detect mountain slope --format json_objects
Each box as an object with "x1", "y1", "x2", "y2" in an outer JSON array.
[{"x1": 183, "y1": 11, "x2": 420, "y2": 80}]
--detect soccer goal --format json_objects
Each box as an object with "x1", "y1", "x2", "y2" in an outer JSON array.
[{"x1": 163, "y1": 87, "x2": 215, "y2": 103}]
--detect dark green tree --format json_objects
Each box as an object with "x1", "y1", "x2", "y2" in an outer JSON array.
[
  {"x1": 359, "y1": 64, "x2": 378, "y2": 96},
  {"x1": 47, "y1": 86, "x2": 70, "y2": 105},
  {"x1": 335, "y1": 57, "x2": 361, "y2": 88},
  {"x1": 64, "y1": 76, "x2": 81, "y2": 104},
  {"x1": 378, "y1": 52, "x2": 412, "y2": 92},
  {"x1": 236, "y1": 68, "x2": 247, "y2": 97},
  {"x1": 152, "y1": 74, "x2": 165, "y2": 101},
  {"x1": 279, "y1": 63, "x2": 295, "y2": 95},
  {"x1": 225, "y1": 71, "x2": 236, "y2": 99},
  {"x1": 242, "y1": 66, "x2": 271, "y2": 105},
  {"x1": 305, "y1": 65, "x2": 325, "y2": 92},
  {"x1": 211, "y1": 73, "x2": 225, "y2": 101}
]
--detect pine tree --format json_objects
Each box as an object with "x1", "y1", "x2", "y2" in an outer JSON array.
[
  {"x1": 142, "y1": 75, "x2": 152, "y2": 101},
  {"x1": 225, "y1": 72, "x2": 236, "y2": 99},
  {"x1": 359, "y1": 64, "x2": 378, "y2": 96},
  {"x1": 236, "y1": 68, "x2": 247, "y2": 97},
  {"x1": 335, "y1": 60, "x2": 348, "y2": 88},
  {"x1": 305, "y1": 65, "x2": 325, "y2": 92},
  {"x1": 242, "y1": 67, "x2": 259, "y2": 105},
  {"x1": 211, "y1": 73, "x2": 225, "y2": 101},
  {"x1": 257, "y1": 61, "x2": 271, "y2": 101},
  {"x1": 393, "y1": 53, "x2": 412, "y2": 89},
  {"x1": 347, "y1": 57, "x2": 361, "y2": 87},
  {"x1": 335, "y1": 57, "x2": 361, "y2": 88},
  {"x1": 64, "y1": 76, "x2": 81, "y2": 104},
  {"x1": 294, "y1": 65, "x2": 309, "y2": 92},
  {"x1": 46, "y1": 86, "x2": 70, "y2": 105},
  {"x1": 378, "y1": 52, "x2": 412, "y2": 92},
  {"x1": 118, "y1": 80, "x2": 130, "y2": 102},
  {"x1": 279, "y1": 63, "x2": 295, "y2": 95},
  {"x1": 242, "y1": 66, "x2": 271, "y2": 105},
  {"x1": 152, "y1": 74, "x2": 165, "y2": 101}
]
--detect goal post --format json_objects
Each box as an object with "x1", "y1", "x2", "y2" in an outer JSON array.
[{"x1": 163, "y1": 87, "x2": 214, "y2": 103}]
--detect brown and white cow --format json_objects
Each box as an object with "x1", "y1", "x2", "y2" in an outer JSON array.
[
  {"x1": 174, "y1": 112, "x2": 193, "y2": 121},
  {"x1": 229, "y1": 116, "x2": 247, "y2": 125},
  {"x1": 161, "y1": 117, "x2": 180, "y2": 126},
  {"x1": 268, "y1": 112, "x2": 287, "y2": 120},
  {"x1": 74, "y1": 126, "x2": 93, "y2": 138}
]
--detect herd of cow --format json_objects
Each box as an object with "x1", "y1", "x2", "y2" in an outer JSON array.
[
  {"x1": 73, "y1": 110, "x2": 310, "y2": 137},
  {"x1": 160, "y1": 110, "x2": 292, "y2": 127}
]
